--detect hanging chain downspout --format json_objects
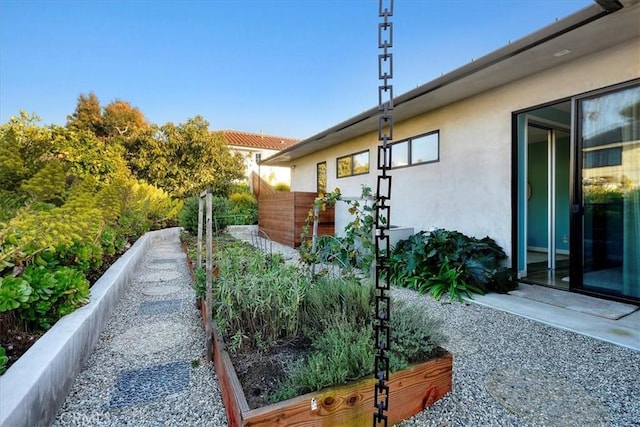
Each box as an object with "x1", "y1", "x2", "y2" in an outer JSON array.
[{"x1": 374, "y1": 1, "x2": 394, "y2": 425}]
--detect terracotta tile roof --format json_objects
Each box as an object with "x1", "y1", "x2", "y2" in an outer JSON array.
[{"x1": 216, "y1": 130, "x2": 300, "y2": 151}]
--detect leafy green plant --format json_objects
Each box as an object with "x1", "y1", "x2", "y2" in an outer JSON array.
[
  {"x1": 389, "y1": 228, "x2": 515, "y2": 301},
  {"x1": 178, "y1": 196, "x2": 200, "y2": 234},
  {"x1": 341, "y1": 185, "x2": 376, "y2": 271},
  {"x1": 0, "y1": 276, "x2": 32, "y2": 312},
  {"x1": 272, "y1": 294, "x2": 446, "y2": 403},
  {"x1": 192, "y1": 267, "x2": 206, "y2": 299},
  {"x1": 300, "y1": 185, "x2": 379, "y2": 275},
  {"x1": 299, "y1": 188, "x2": 342, "y2": 266},
  {"x1": 228, "y1": 191, "x2": 257, "y2": 213},
  {"x1": 16, "y1": 265, "x2": 90, "y2": 330},
  {"x1": 0, "y1": 346, "x2": 8, "y2": 375}
]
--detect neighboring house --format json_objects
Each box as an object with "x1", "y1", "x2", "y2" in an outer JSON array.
[
  {"x1": 261, "y1": 1, "x2": 640, "y2": 303},
  {"x1": 216, "y1": 130, "x2": 299, "y2": 195}
]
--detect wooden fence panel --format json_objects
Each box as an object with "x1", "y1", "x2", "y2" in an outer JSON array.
[{"x1": 259, "y1": 192, "x2": 334, "y2": 248}]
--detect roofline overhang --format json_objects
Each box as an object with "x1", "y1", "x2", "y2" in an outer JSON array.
[{"x1": 262, "y1": 1, "x2": 630, "y2": 166}]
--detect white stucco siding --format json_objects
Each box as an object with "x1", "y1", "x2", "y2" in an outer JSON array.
[
  {"x1": 388, "y1": 95, "x2": 513, "y2": 253},
  {"x1": 236, "y1": 147, "x2": 292, "y2": 185},
  {"x1": 289, "y1": 37, "x2": 639, "y2": 259}
]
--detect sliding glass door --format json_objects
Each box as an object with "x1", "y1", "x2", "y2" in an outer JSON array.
[{"x1": 575, "y1": 82, "x2": 640, "y2": 299}]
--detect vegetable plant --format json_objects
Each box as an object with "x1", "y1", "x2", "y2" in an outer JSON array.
[{"x1": 388, "y1": 228, "x2": 515, "y2": 301}]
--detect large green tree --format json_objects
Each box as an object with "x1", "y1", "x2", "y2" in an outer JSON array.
[
  {"x1": 1, "y1": 112, "x2": 130, "y2": 195},
  {"x1": 127, "y1": 116, "x2": 245, "y2": 197},
  {"x1": 0, "y1": 112, "x2": 53, "y2": 192},
  {"x1": 66, "y1": 92, "x2": 105, "y2": 137},
  {"x1": 103, "y1": 99, "x2": 148, "y2": 138}
]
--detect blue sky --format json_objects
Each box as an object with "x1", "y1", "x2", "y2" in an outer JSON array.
[{"x1": 1, "y1": 0, "x2": 593, "y2": 139}]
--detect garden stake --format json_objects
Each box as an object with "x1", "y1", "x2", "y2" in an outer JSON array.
[
  {"x1": 198, "y1": 189, "x2": 214, "y2": 362},
  {"x1": 374, "y1": 1, "x2": 394, "y2": 425}
]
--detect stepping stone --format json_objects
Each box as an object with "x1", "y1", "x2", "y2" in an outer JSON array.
[
  {"x1": 108, "y1": 361, "x2": 189, "y2": 409},
  {"x1": 485, "y1": 365, "x2": 608, "y2": 426},
  {"x1": 150, "y1": 258, "x2": 177, "y2": 264},
  {"x1": 138, "y1": 271, "x2": 181, "y2": 282},
  {"x1": 137, "y1": 299, "x2": 183, "y2": 316},
  {"x1": 110, "y1": 322, "x2": 185, "y2": 355},
  {"x1": 442, "y1": 332, "x2": 480, "y2": 356},
  {"x1": 149, "y1": 263, "x2": 177, "y2": 271},
  {"x1": 141, "y1": 285, "x2": 181, "y2": 297}
]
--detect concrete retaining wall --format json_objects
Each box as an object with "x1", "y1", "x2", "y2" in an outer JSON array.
[{"x1": 0, "y1": 227, "x2": 180, "y2": 427}]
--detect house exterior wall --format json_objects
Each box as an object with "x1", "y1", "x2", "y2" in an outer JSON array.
[
  {"x1": 290, "y1": 37, "x2": 640, "y2": 261},
  {"x1": 233, "y1": 147, "x2": 291, "y2": 186}
]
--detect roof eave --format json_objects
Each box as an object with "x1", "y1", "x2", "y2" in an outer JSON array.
[{"x1": 262, "y1": 3, "x2": 621, "y2": 167}]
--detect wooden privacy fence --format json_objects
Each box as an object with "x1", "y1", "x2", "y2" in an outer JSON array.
[{"x1": 258, "y1": 191, "x2": 334, "y2": 248}]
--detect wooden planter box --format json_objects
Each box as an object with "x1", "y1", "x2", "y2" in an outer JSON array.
[
  {"x1": 201, "y1": 302, "x2": 452, "y2": 427},
  {"x1": 258, "y1": 192, "x2": 334, "y2": 248}
]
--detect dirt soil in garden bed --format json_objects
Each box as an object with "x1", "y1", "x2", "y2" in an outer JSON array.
[
  {"x1": 232, "y1": 342, "x2": 310, "y2": 409},
  {"x1": 0, "y1": 313, "x2": 43, "y2": 370}
]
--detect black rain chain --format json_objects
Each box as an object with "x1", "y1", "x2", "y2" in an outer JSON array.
[{"x1": 373, "y1": 1, "x2": 393, "y2": 426}]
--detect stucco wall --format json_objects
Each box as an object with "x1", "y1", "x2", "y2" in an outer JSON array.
[
  {"x1": 289, "y1": 37, "x2": 640, "y2": 260},
  {"x1": 236, "y1": 147, "x2": 291, "y2": 186}
]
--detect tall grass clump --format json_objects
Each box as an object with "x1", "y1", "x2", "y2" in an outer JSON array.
[{"x1": 211, "y1": 240, "x2": 307, "y2": 352}]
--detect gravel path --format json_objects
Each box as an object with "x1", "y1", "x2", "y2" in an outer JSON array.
[
  {"x1": 53, "y1": 228, "x2": 640, "y2": 426},
  {"x1": 53, "y1": 238, "x2": 228, "y2": 427}
]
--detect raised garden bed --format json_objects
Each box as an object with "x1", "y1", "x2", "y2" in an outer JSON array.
[{"x1": 199, "y1": 302, "x2": 453, "y2": 427}]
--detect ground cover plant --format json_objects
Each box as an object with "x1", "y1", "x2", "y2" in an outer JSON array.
[
  {"x1": 388, "y1": 228, "x2": 516, "y2": 301},
  {"x1": 186, "y1": 232, "x2": 445, "y2": 408}
]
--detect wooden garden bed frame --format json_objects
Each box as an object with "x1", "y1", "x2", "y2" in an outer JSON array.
[{"x1": 201, "y1": 304, "x2": 452, "y2": 427}]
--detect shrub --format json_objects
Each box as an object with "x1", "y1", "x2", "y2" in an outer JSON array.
[
  {"x1": 0, "y1": 276, "x2": 31, "y2": 312},
  {"x1": 17, "y1": 265, "x2": 90, "y2": 330},
  {"x1": 272, "y1": 295, "x2": 445, "y2": 402},
  {"x1": 228, "y1": 192, "x2": 258, "y2": 225},
  {"x1": 389, "y1": 228, "x2": 516, "y2": 301},
  {"x1": 273, "y1": 182, "x2": 290, "y2": 192},
  {"x1": 299, "y1": 275, "x2": 373, "y2": 333},
  {"x1": 389, "y1": 299, "x2": 445, "y2": 371},
  {"x1": 272, "y1": 322, "x2": 372, "y2": 401},
  {"x1": 178, "y1": 196, "x2": 199, "y2": 234},
  {"x1": 0, "y1": 191, "x2": 29, "y2": 222},
  {"x1": 211, "y1": 241, "x2": 308, "y2": 351}
]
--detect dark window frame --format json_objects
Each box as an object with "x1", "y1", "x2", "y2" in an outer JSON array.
[
  {"x1": 390, "y1": 130, "x2": 440, "y2": 169},
  {"x1": 336, "y1": 150, "x2": 370, "y2": 178}
]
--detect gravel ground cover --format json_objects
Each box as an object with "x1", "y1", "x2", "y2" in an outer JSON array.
[
  {"x1": 53, "y1": 229, "x2": 640, "y2": 426},
  {"x1": 52, "y1": 240, "x2": 228, "y2": 427}
]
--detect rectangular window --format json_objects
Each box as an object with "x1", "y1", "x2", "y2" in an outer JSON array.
[
  {"x1": 317, "y1": 161, "x2": 327, "y2": 193},
  {"x1": 391, "y1": 131, "x2": 439, "y2": 168},
  {"x1": 584, "y1": 147, "x2": 622, "y2": 168},
  {"x1": 391, "y1": 140, "x2": 409, "y2": 168},
  {"x1": 337, "y1": 150, "x2": 370, "y2": 178}
]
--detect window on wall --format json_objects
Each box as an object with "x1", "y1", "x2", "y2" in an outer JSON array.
[
  {"x1": 584, "y1": 147, "x2": 622, "y2": 168},
  {"x1": 391, "y1": 131, "x2": 439, "y2": 168},
  {"x1": 337, "y1": 150, "x2": 370, "y2": 178},
  {"x1": 317, "y1": 161, "x2": 327, "y2": 193}
]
